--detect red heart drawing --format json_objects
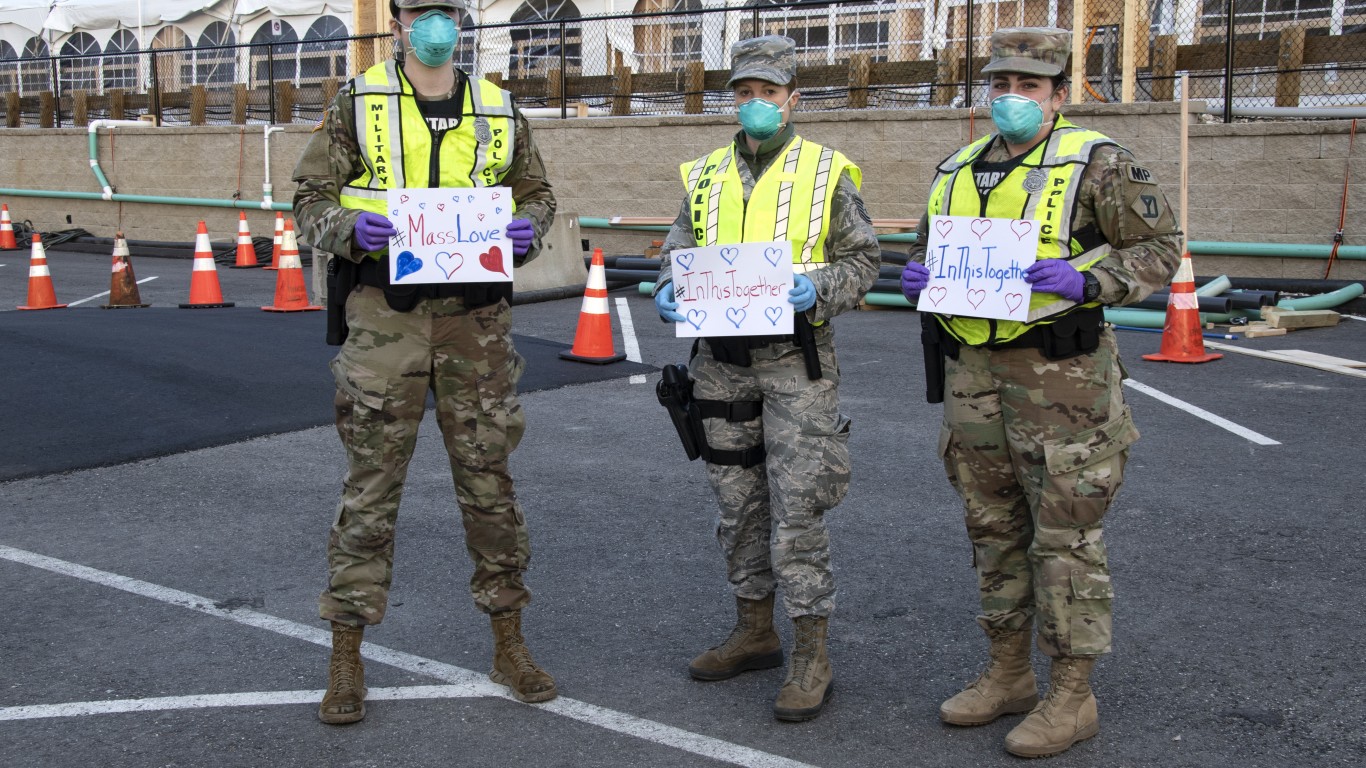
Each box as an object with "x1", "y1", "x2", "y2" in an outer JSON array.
[
  {"x1": 1005, "y1": 293, "x2": 1024, "y2": 313},
  {"x1": 480, "y1": 245, "x2": 507, "y2": 276},
  {"x1": 477, "y1": 213, "x2": 485, "y2": 221},
  {"x1": 967, "y1": 289, "x2": 986, "y2": 309},
  {"x1": 1010, "y1": 220, "x2": 1034, "y2": 240},
  {"x1": 399, "y1": 194, "x2": 409, "y2": 204},
  {"x1": 970, "y1": 219, "x2": 992, "y2": 239},
  {"x1": 934, "y1": 219, "x2": 953, "y2": 239},
  {"x1": 927, "y1": 286, "x2": 948, "y2": 306},
  {"x1": 436, "y1": 203, "x2": 445, "y2": 211},
  {"x1": 491, "y1": 192, "x2": 501, "y2": 199}
]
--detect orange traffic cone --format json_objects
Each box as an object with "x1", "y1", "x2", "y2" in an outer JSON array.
[
  {"x1": 229, "y1": 212, "x2": 260, "y2": 268},
  {"x1": 17, "y1": 233, "x2": 67, "y2": 310},
  {"x1": 560, "y1": 248, "x2": 625, "y2": 364},
  {"x1": 1142, "y1": 251, "x2": 1222, "y2": 364},
  {"x1": 0, "y1": 204, "x2": 18, "y2": 249},
  {"x1": 179, "y1": 221, "x2": 235, "y2": 309},
  {"x1": 101, "y1": 232, "x2": 150, "y2": 308},
  {"x1": 264, "y1": 212, "x2": 284, "y2": 270},
  {"x1": 263, "y1": 219, "x2": 322, "y2": 312}
]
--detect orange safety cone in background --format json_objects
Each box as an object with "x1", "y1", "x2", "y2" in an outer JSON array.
[
  {"x1": 101, "y1": 232, "x2": 150, "y2": 308},
  {"x1": 264, "y1": 212, "x2": 284, "y2": 270},
  {"x1": 230, "y1": 212, "x2": 260, "y2": 268},
  {"x1": 17, "y1": 233, "x2": 67, "y2": 310},
  {"x1": 179, "y1": 221, "x2": 235, "y2": 309},
  {"x1": 560, "y1": 248, "x2": 625, "y2": 364},
  {"x1": 263, "y1": 219, "x2": 322, "y2": 312},
  {"x1": 1142, "y1": 251, "x2": 1221, "y2": 364},
  {"x1": 0, "y1": 204, "x2": 18, "y2": 249}
]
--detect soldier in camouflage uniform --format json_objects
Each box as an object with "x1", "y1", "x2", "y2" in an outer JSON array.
[
  {"x1": 292, "y1": 0, "x2": 558, "y2": 724},
  {"x1": 653, "y1": 36, "x2": 880, "y2": 722},
  {"x1": 901, "y1": 27, "x2": 1181, "y2": 757}
]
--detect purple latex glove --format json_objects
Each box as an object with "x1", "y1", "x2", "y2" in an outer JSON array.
[
  {"x1": 353, "y1": 211, "x2": 397, "y2": 252},
  {"x1": 1024, "y1": 259, "x2": 1085, "y2": 301},
  {"x1": 507, "y1": 218, "x2": 535, "y2": 258},
  {"x1": 901, "y1": 261, "x2": 930, "y2": 301}
]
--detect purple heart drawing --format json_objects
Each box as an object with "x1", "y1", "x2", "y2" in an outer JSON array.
[
  {"x1": 436, "y1": 251, "x2": 464, "y2": 279},
  {"x1": 674, "y1": 252, "x2": 694, "y2": 271},
  {"x1": 725, "y1": 307, "x2": 747, "y2": 328},
  {"x1": 720, "y1": 247, "x2": 740, "y2": 265},
  {"x1": 394, "y1": 250, "x2": 422, "y2": 280},
  {"x1": 764, "y1": 306, "x2": 783, "y2": 325},
  {"x1": 685, "y1": 309, "x2": 707, "y2": 330},
  {"x1": 764, "y1": 247, "x2": 784, "y2": 266}
]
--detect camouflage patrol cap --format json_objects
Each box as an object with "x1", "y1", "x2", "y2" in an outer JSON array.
[
  {"x1": 727, "y1": 36, "x2": 797, "y2": 88},
  {"x1": 981, "y1": 27, "x2": 1071, "y2": 77},
  {"x1": 391, "y1": 0, "x2": 467, "y2": 12}
]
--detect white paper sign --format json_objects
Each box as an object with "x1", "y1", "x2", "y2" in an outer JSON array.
[
  {"x1": 920, "y1": 215, "x2": 1038, "y2": 321},
  {"x1": 671, "y1": 241, "x2": 795, "y2": 338},
  {"x1": 386, "y1": 187, "x2": 514, "y2": 284}
]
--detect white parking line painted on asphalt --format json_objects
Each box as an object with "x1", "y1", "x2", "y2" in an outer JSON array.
[
  {"x1": 615, "y1": 297, "x2": 646, "y2": 385},
  {"x1": 0, "y1": 544, "x2": 819, "y2": 768},
  {"x1": 1123, "y1": 378, "x2": 1281, "y2": 446},
  {"x1": 66, "y1": 276, "x2": 159, "y2": 307}
]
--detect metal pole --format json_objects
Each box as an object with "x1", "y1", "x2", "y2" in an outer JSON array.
[
  {"x1": 964, "y1": 0, "x2": 974, "y2": 108},
  {"x1": 150, "y1": 51, "x2": 162, "y2": 124},
  {"x1": 267, "y1": 44, "x2": 277, "y2": 126},
  {"x1": 1223, "y1": 0, "x2": 1235, "y2": 123},
  {"x1": 559, "y1": 20, "x2": 567, "y2": 119},
  {"x1": 50, "y1": 54, "x2": 62, "y2": 128}
]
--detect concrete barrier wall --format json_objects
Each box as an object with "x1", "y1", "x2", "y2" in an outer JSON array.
[{"x1": 1, "y1": 102, "x2": 1362, "y2": 281}]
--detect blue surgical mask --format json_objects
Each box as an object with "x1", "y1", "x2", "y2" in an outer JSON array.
[
  {"x1": 403, "y1": 10, "x2": 458, "y2": 67},
  {"x1": 990, "y1": 94, "x2": 1047, "y2": 145},
  {"x1": 737, "y1": 95, "x2": 791, "y2": 141}
]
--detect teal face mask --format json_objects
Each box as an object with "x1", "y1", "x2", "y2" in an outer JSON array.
[
  {"x1": 737, "y1": 95, "x2": 790, "y2": 141},
  {"x1": 404, "y1": 10, "x2": 458, "y2": 67},
  {"x1": 990, "y1": 94, "x2": 1047, "y2": 145}
]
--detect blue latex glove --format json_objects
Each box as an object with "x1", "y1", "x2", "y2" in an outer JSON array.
[
  {"x1": 507, "y1": 218, "x2": 535, "y2": 258},
  {"x1": 353, "y1": 211, "x2": 396, "y2": 252},
  {"x1": 788, "y1": 274, "x2": 816, "y2": 312},
  {"x1": 1024, "y1": 259, "x2": 1085, "y2": 302},
  {"x1": 901, "y1": 261, "x2": 930, "y2": 301},
  {"x1": 655, "y1": 282, "x2": 685, "y2": 323}
]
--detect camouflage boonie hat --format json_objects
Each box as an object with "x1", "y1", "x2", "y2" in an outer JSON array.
[
  {"x1": 981, "y1": 27, "x2": 1070, "y2": 77},
  {"x1": 727, "y1": 36, "x2": 797, "y2": 88},
  {"x1": 392, "y1": 0, "x2": 467, "y2": 12}
]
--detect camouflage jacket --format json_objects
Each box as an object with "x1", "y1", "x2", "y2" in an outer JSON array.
[
  {"x1": 909, "y1": 130, "x2": 1182, "y2": 307},
  {"x1": 655, "y1": 123, "x2": 882, "y2": 326},
  {"x1": 291, "y1": 65, "x2": 555, "y2": 266}
]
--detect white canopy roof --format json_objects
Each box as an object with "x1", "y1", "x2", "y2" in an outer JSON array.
[
  {"x1": 0, "y1": 1, "x2": 58, "y2": 36},
  {"x1": 234, "y1": 1, "x2": 353, "y2": 16},
  {"x1": 36, "y1": 0, "x2": 353, "y2": 34}
]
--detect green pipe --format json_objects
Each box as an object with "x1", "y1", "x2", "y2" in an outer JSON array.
[
  {"x1": 0, "y1": 187, "x2": 291, "y2": 211},
  {"x1": 862, "y1": 291, "x2": 915, "y2": 308},
  {"x1": 1196, "y1": 275, "x2": 1232, "y2": 297},
  {"x1": 1107, "y1": 282, "x2": 1363, "y2": 327}
]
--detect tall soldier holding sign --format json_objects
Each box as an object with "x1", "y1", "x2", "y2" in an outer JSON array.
[
  {"x1": 292, "y1": 0, "x2": 557, "y2": 724},
  {"x1": 653, "y1": 36, "x2": 880, "y2": 721},
  {"x1": 900, "y1": 28, "x2": 1180, "y2": 757}
]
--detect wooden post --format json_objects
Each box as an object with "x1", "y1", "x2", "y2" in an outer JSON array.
[
  {"x1": 1121, "y1": 0, "x2": 1137, "y2": 103},
  {"x1": 1151, "y1": 34, "x2": 1176, "y2": 101},
  {"x1": 39, "y1": 92, "x2": 54, "y2": 128},
  {"x1": 190, "y1": 84, "x2": 207, "y2": 125},
  {"x1": 933, "y1": 44, "x2": 961, "y2": 107},
  {"x1": 233, "y1": 83, "x2": 248, "y2": 124},
  {"x1": 322, "y1": 79, "x2": 339, "y2": 110},
  {"x1": 848, "y1": 52, "x2": 871, "y2": 109},
  {"x1": 547, "y1": 68, "x2": 563, "y2": 109},
  {"x1": 5, "y1": 92, "x2": 18, "y2": 128},
  {"x1": 73, "y1": 90, "x2": 89, "y2": 126},
  {"x1": 485, "y1": 71, "x2": 503, "y2": 87},
  {"x1": 612, "y1": 64, "x2": 633, "y2": 116},
  {"x1": 276, "y1": 80, "x2": 295, "y2": 123},
  {"x1": 685, "y1": 61, "x2": 705, "y2": 115},
  {"x1": 1179, "y1": 73, "x2": 1189, "y2": 241},
  {"x1": 1071, "y1": 0, "x2": 1086, "y2": 104},
  {"x1": 109, "y1": 89, "x2": 125, "y2": 120},
  {"x1": 1275, "y1": 25, "x2": 1306, "y2": 108}
]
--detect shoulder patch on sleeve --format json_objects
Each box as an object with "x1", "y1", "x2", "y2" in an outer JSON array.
[
  {"x1": 312, "y1": 120, "x2": 325, "y2": 132},
  {"x1": 854, "y1": 196, "x2": 872, "y2": 225},
  {"x1": 1126, "y1": 164, "x2": 1157, "y2": 185}
]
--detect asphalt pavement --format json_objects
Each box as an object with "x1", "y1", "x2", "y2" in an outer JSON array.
[{"x1": 2, "y1": 245, "x2": 1364, "y2": 767}]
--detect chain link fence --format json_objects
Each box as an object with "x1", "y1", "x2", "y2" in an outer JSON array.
[{"x1": 2, "y1": 0, "x2": 1363, "y2": 128}]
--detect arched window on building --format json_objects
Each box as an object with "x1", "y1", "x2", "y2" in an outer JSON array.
[
  {"x1": 104, "y1": 30, "x2": 140, "y2": 92},
  {"x1": 151, "y1": 26, "x2": 189, "y2": 91},
  {"x1": 509, "y1": 0, "x2": 582, "y2": 78},
  {"x1": 300, "y1": 16, "x2": 349, "y2": 85},
  {"x1": 20, "y1": 36, "x2": 50, "y2": 96},
  {"x1": 59, "y1": 32, "x2": 100, "y2": 95},
  {"x1": 0, "y1": 41, "x2": 17, "y2": 95},
  {"x1": 249, "y1": 21, "x2": 300, "y2": 86},
  {"x1": 633, "y1": 0, "x2": 702, "y2": 74},
  {"x1": 196, "y1": 21, "x2": 236, "y2": 86},
  {"x1": 744, "y1": 0, "x2": 902, "y2": 66}
]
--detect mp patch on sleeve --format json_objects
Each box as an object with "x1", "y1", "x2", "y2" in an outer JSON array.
[{"x1": 1126, "y1": 164, "x2": 1157, "y2": 185}]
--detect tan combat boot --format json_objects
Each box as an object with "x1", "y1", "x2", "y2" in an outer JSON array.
[
  {"x1": 1004, "y1": 657, "x2": 1099, "y2": 758},
  {"x1": 940, "y1": 629, "x2": 1038, "y2": 726},
  {"x1": 772, "y1": 615, "x2": 833, "y2": 721},
  {"x1": 689, "y1": 594, "x2": 784, "y2": 681},
  {"x1": 318, "y1": 622, "x2": 367, "y2": 724},
  {"x1": 490, "y1": 610, "x2": 558, "y2": 703}
]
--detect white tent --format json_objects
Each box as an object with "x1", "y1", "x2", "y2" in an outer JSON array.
[
  {"x1": 0, "y1": 1, "x2": 58, "y2": 36},
  {"x1": 42, "y1": 1, "x2": 235, "y2": 34},
  {"x1": 233, "y1": 1, "x2": 352, "y2": 16}
]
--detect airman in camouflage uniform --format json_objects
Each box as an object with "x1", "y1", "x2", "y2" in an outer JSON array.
[
  {"x1": 293, "y1": 0, "x2": 557, "y2": 725},
  {"x1": 653, "y1": 36, "x2": 881, "y2": 722},
  {"x1": 902, "y1": 27, "x2": 1181, "y2": 757}
]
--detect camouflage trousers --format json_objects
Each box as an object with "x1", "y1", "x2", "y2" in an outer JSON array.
[
  {"x1": 937, "y1": 329, "x2": 1137, "y2": 657},
  {"x1": 691, "y1": 329, "x2": 851, "y2": 619},
  {"x1": 320, "y1": 285, "x2": 532, "y2": 627}
]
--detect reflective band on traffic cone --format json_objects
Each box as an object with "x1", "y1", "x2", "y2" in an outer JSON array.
[
  {"x1": 101, "y1": 232, "x2": 150, "y2": 308},
  {"x1": 179, "y1": 221, "x2": 235, "y2": 308},
  {"x1": 263, "y1": 219, "x2": 322, "y2": 312},
  {"x1": 264, "y1": 212, "x2": 284, "y2": 270},
  {"x1": 17, "y1": 232, "x2": 67, "y2": 310},
  {"x1": 229, "y1": 211, "x2": 261, "y2": 268},
  {"x1": 0, "y1": 204, "x2": 18, "y2": 249},
  {"x1": 1142, "y1": 251, "x2": 1222, "y2": 364},
  {"x1": 560, "y1": 248, "x2": 625, "y2": 364}
]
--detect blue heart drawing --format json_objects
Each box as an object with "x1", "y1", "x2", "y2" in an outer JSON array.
[
  {"x1": 418, "y1": 202, "x2": 426, "y2": 209},
  {"x1": 391, "y1": 209, "x2": 399, "y2": 217},
  {"x1": 395, "y1": 250, "x2": 422, "y2": 280},
  {"x1": 725, "y1": 307, "x2": 747, "y2": 328},
  {"x1": 765, "y1": 306, "x2": 784, "y2": 325},
  {"x1": 467, "y1": 194, "x2": 476, "y2": 204},
  {"x1": 720, "y1": 247, "x2": 740, "y2": 265},
  {"x1": 685, "y1": 309, "x2": 707, "y2": 330},
  {"x1": 764, "y1": 247, "x2": 784, "y2": 266},
  {"x1": 674, "y1": 252, "x2": 694, "y2": 271},
  {"x1": 495, "y1": 207, "x2": 503, "y2": 214}
]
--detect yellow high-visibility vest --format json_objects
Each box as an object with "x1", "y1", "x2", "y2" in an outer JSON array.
[
  {"x1": 339, "y1": 61, "x2": 516, "y2": 215},
  {"x1": 927, "y1": 118, "x2": 1116, "y2": 345},
  {"x1": 680, "y1": 136, "x2": 860, "y2": 273}
]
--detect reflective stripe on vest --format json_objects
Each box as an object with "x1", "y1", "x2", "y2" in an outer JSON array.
[
  {"x1": 926, "y1": 120, "x2": 1116, "y2": 345},
  {"x1": 679, "y1": 137, "x2": 861, "y2": 270},
  {"x1": 339, "y1": 61, "x2": 516, "y2": 214}
]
